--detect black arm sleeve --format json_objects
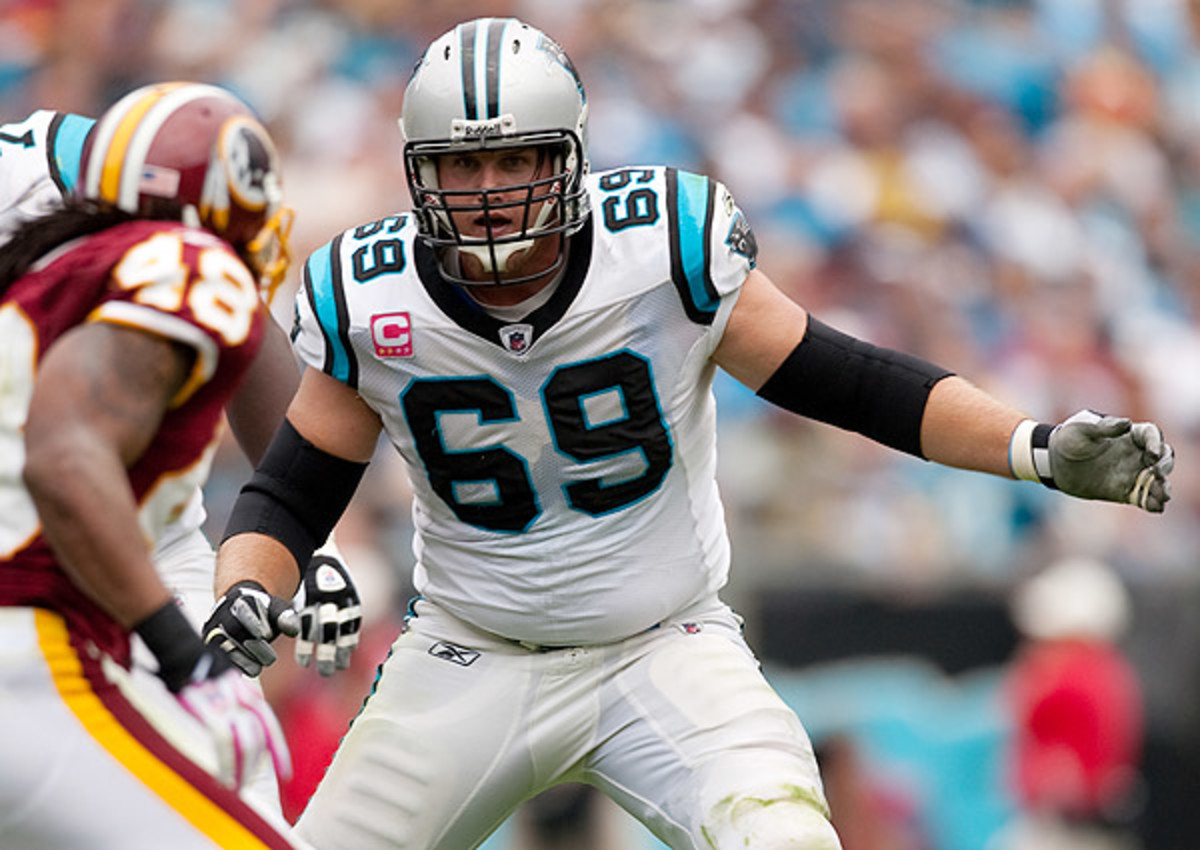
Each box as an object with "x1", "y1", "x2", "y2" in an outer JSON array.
[
  {"x1": 755, "y1": 316, "x2": 954, "y2": 458},
  {"x1": 222, "y1": 419, "x2": 369, "y2": 576}
]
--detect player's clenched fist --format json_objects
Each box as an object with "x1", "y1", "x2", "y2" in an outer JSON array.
[
  {"x1": 1010, "y1": 409, "x2": 1175, "y2": 512},
  {"x1": 202, "y1": 580, "x2": 299, "y2": 676}
]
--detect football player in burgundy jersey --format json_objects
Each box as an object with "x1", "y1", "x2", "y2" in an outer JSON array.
[
  {"x1": 0, "y1": 101, "x2": 364, "y2": 817},
  {"x1": 0, "y1": 82, "x2": 305, "y2": 849}
]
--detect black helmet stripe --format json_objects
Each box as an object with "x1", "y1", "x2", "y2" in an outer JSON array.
[
  {"x1": 484, "y1": 18, "x2": 506, "y2": 119},
  {"x1": 459, "y1": 18, "x2": 509, "y2": 121},
  {"x1": 459, "y1": 19, "x2": 479, "y2": 120}
]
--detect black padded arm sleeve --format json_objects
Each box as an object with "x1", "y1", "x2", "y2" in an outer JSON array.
[
  {"x1": 756, "y1": 316, "x2": 954, "y2": 458},
  {"x1": 222, "y1": 419, "x2": 369, "y2": 576}
]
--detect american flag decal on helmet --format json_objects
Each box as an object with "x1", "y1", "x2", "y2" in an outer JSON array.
[{"x1": 138, "y1": 164, "x2": 180, "y2": 197}]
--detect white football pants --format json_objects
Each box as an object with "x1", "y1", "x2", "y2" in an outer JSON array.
[
  {"x1": 295, "y1": 595, "x2": 841, "y2": 850},
  {"x1": 0, "y1": 607, "x2": 301, "y2": 850}
]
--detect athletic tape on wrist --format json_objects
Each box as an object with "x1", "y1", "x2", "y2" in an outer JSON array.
[{"x1": 1008, "y1": 418, "x2": 1057, "y2": 489}]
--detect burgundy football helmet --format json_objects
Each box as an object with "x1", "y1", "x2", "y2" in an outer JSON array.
[{"x1": 78, "y1": 81, "x2": 293, "y2": 299}]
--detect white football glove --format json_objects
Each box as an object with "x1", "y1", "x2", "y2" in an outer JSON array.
[
  {"x1": 1010, "y1": 409, "x2": 1175, "y2": 512},
  {"x1": 176, "y1": 653, "x2": 293, "y2": 789},
  {"x1": 294, "y1": 553, "x2": 363, "y2": 676},
  {"x1": 203, "y1": 580, "x2": 300, "y2": 676}
]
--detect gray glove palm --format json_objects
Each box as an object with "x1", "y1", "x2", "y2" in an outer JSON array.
[{"x1": 1048, "y1": 410, "x2": 1174, "y2": 512}]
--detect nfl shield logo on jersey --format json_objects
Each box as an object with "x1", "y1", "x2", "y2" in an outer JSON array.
[
  {"x1": 499, "y1": 323, "x2": 534, "y2": 355},
  {"x1": 371, "y1": 312, "x2": 413, "y2": 357}
]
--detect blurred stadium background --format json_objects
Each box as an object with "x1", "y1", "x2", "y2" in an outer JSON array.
[{"x1": 6, "y1": 1, "x2": 1200, "y2": 848}]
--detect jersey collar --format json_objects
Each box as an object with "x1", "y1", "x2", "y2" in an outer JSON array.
[{"x1": 415, "y1": 216, "x2": 594, "y2": 352}]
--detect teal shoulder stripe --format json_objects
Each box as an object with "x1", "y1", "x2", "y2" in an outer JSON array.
[
  {"x1": 668, "y1": 169, "x2": 719, "y2": 323},
  {"x1": 305, "y1": 239, "x2": 355, "y2": 384},
  {"x1": 51, "y1": 113, "x2": 94, "y2": 194}
]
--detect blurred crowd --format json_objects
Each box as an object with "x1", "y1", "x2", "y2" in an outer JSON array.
[{"x1": 6, "y1": 0, "x2": 1200, "y2": 847}]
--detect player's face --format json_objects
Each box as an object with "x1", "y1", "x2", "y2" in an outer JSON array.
[{"x1": 435, "y1": 146, "x2": 561, "y2": 283}]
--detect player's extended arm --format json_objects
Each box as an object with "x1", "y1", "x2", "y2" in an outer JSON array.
[
  {"x1": 714, "y1": 269, "x2": 1173, "y2": 511},
  {"x1": 221, "y1": 317, "x2": 368, "y2": 676},
  {"x1": 207, "y1": 367, "x2": 380, "y2": 672},
  {"x1": 24, "y1": 322, "x2": 291, "y2": 787}
]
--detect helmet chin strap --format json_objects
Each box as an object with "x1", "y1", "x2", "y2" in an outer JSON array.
[
  {"x1": 459, "y1": 238, "x2": 536, "y2": 275},
  {"x1": 457, "y1": 181, "x2": 566, "y2": 277}
]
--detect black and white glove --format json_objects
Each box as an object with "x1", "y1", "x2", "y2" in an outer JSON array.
[
  {"x1": 202, "y1": 580, "x2": 300, "y2": 677},
  {"x1": 1009, "y1": 409, "x2": 1175, "y2": 512},
  {"x1": 135, "y1": 601, "x2": 292, "y2": 789},
  {"x1": 294, "y1": 553, "x2": 362, "y2": 676}
]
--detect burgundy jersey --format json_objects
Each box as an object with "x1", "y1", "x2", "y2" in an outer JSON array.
[{"x1": 0, "y1": 218, "x2": 266, "y2": 661}]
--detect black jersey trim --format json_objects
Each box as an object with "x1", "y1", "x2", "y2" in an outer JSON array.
[
  {"x1": 665, "y1": 168, "x2": 719, "y2": 326},
  {"x1": 414, "y1": 217, "x2": 594, "y2": 351},
  {"x1": 45, "y1": 112, "x2": 71, "y2": 196},
  {"x1": 303, "y1": 233, "x2": 359, "y2": 389}
]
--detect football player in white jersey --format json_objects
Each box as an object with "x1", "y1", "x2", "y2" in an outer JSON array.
[
  {"x1": 206, "y1": 18, "x2": 1175, "y2": 850},
  {"x1": 0, "y1": 103, "x2": 363, "y2": 815}
]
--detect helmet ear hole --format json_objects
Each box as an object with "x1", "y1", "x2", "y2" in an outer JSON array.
[{"x1": 400, "y1": 17, "x2": 591, "y2": 286}]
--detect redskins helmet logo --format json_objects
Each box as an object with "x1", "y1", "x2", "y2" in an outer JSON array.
[
  {"x1": 78, "y1": 81, "x2": 293, "y2": 297},
  {"x1": 201, "y1": 115, "x2": 281, "y2": 233},
  {"x1": 219, "y1": 116, "x2": 278, "y2": 211}
]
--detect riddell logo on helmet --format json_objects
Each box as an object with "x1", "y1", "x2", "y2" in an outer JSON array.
[
  {"x1": 371, "y1": 312, "x2": 413, "y2": 357},
  {"x1": 451, "y1": 116, "x2": 514, "y2": 141}
]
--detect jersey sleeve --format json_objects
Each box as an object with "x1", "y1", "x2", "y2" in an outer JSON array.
[
  {"x1": 293, "y1": 231, "x2": 361, "y2": 389},
  {"x1": 663, "y1": 168, "x2": 757, "y2": 322},
  {"x1": 662, "y1": 168, "x2": 757, "y2": 352},
  {"x1": 0, "y1": 110, "x2": 94, "y2": 244}
]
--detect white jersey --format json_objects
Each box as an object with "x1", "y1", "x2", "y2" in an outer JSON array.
[
  {"x1": 295, "y1": 166, "x2": 758, "y2": 645},
  {"x1": 0, "y1": 110, "x2": 208, "y2": 554},
  {"x1": 0, "y1": 110, "x2": 91, "y2": 238}
]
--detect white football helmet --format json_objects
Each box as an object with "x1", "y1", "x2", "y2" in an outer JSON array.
[{"x1": 400, "y1": 18, "x2": 590, "y2": 285}]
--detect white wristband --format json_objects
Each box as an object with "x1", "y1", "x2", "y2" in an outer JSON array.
[
  {"x1": 1008, "y1": 419, "x2": 1038, "y2": 481},
  {"x1": 1008, "y1": 418, "x2": 1056, "y2": 487}
]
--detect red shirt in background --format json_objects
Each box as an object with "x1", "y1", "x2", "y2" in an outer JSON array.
[{"x1": 1007, "y1": 637, "x2": 1143, "y2": 816}]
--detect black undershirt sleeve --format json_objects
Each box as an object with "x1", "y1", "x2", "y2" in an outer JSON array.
[
  {"x1": 222, "y1": 419, "x2": 368, "y2": 578},
  {"x1": 755, "y1": 316, "x2": 954, "y2": 458}
]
